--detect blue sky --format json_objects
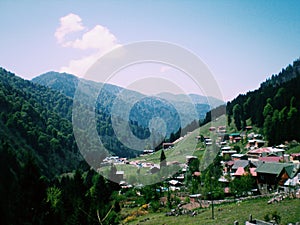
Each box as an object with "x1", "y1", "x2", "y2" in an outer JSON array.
[{"x1": 0, "y1": 0, "x2": 300, "y2": 101}]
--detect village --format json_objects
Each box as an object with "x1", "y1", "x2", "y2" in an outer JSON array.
[{"x1": 100, "y1": 122, "x2": 300, "y2": 216}]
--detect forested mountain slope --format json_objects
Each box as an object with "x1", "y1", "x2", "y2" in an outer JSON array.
[
  {"x1": 227, "y1": 58, "x2": 300, "y2": 145},
  {"x1": 32, "y1": 71, "x2": 224, "y2": 130},
  {"x1": 0, "y1": 68, "x2": 84, "y2": 177}
]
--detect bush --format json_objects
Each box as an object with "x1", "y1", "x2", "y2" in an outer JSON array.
[{"x1": 150, "y1": 200, "x2": 160, "y2": 212}]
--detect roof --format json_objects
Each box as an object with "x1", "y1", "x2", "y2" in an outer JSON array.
[
  {"x1": 250, "y1": 168, "x2": 257, "y2": 176},
  {"x1": 255, "y1": 162, "x2": 294, "y2": 178},
  {"x1": 250, "y1": 160, "x2": 263, "y2": 168},
  {"x1": 234, "y1": 167, "x2": 245, "y2": 176},
  {"x1": 247, "y1": 147, "x2": 271, "y2": 154},
  {"x1": 222, "y1": 150, "x2": 237, "y2": 154},
  {"x1": 169, "y1": 180, "x2": 182, "y2": 186},
  {"x1": 193, "y1": 171, "x2": 201, "y2": 177},
  {"x1": 224, "y1": 187, "x2": 230, "y2": 193},
  {"x1": 259, "y1": 156, "x2": 281, "y2": 162},
  {"x1": 232, "y1": 160, "x2": 249, "y2": 169},
  {"x1": 189, "y1": 194, "x2": 201, "y2": 198},
  {"x1": 232, "y1": 154, "x2": 245, "y2": 158},
  {"x1": 277, "y1": 144, "x2": 287, "y2": 148},
  {"x1": 230, "y1": 133, "x2": 240, "y2": 136},
  {"x1": 271, "y1": 148, "x2": 285, "y2": 153}
]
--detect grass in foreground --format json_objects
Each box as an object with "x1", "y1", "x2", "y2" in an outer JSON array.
[{"x1": 126, "y1": 197, "x2": 300, "y2": 225}]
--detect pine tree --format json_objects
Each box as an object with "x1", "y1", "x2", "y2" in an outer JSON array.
[{"x1": 160, "y1": 150, "x2": 167, "y2": 168}]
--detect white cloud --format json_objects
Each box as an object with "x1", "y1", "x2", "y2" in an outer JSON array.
[
  {"x1": 63, "y1": 25, "x2": 118, "y2": 51},
  {"x1": 54, "y1": 13, "x2": 84, "y2": 43},
  {"x1": 55, "y1": 13, "x2": 120, "y2": 77}
]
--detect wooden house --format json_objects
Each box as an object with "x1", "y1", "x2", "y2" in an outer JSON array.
[{"x1": 255, "y1": 162, "x2": 295, "y2": 193}]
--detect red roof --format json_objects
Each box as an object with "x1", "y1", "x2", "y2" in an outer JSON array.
[
  {"x1": 247, "y1": 147, "x2": 271, "y2": 154},
  {"x1": 250, "y1": 168, "x2": 257, "y2": 176},
  {"x1": 224, "y1": 187, "x2": 230, "y2": 193},
  {"x1": 291, "y1": 153, "x2": 300, "y2": 157},
  {"x1": 193, "y1": 171, "x2": 201, "y2": 177},
  {"x1": 259, "y1": 156, "x2": 281, "y2": 162},
  {"x1": 234, "y1": 167, "x2": 245, "y2": 176}
]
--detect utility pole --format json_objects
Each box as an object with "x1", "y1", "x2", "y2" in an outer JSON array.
[{"x1": 210, "y1": 176, "x2": 215, "y2": 219}]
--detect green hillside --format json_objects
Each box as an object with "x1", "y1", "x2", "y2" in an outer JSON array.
[
  {"x1": 0, "y1": 68, "x2": 83, "y2": 177},
  {"x1": 227, "y1": 58, "x2": 300, "y2": 145}
]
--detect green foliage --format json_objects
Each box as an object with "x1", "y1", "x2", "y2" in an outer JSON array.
[
  {"x1": 233, "y1": 145, "x2": 241, "y2": 153},
  {"x1": 0, "y1": 68, "x2": 83, "y2": 177},
  {"x1": 233, "y1": 104, "x2": 243, "y2": 130},
  {"x1": 160, "y1": 150, "x2": 167, "y2": 167},
  {"x1": 150, "y1": 200, "x2": 160, "y2": 212},
  {"x1": 264, "y1": 211, "x2": 281, "y2": 224},
  {"x1": 227, "y1": 58, "x2": 300, "y2": 145},
  {"x1": 46, "y1": 186, "x2": 62, "y2": 212},
  {"x1": 230, "y1": 174, "x2": 255, "y2": 197}
]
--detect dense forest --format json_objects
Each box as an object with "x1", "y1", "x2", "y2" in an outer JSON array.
[
  {"x1": 0, "y1": 68, "x2": 83, "y2": 177},
  {"x1": 0, "y1": 67, "x2": 213, "y2": 224},
  {"x1": 1, "y1": 57, "x2": 300, "y2": 224},
  {"x1": 0, "y1": 141, "x2": 122, "y2": 224},
  {"x1": 227, "y1": 58, "x2": 300, "y2": 145},
  {"x1": 0, "y1": 68, "x2": 153, "y2": 225},
  {"x1": 32, "y1": 71, "x2": 220, "y2": 136}
]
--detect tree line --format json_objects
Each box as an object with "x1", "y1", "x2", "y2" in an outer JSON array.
[{"x1": 227, "y1": 58, "x2": 300, "y2": 145}]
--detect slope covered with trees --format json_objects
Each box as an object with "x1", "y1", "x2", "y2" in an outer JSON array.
[
  {"x1": 0, "y1": 68, "x2": 83, "y2": 177},
  {"x1": 0, "y1": 68, "x2": 126, "y2": 224},
  {"x1": 227, "y1": 58, "x2": 300, "y2": 145},
  {"x1": 32, "y1": 71, "x2": 223, "y2": 134}
]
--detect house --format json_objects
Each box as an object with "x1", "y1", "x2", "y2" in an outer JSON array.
[
  {"x1": 163, "y1": 143, "x2": 174, "y2": 149},
  {"x1": 143, "y1": 149, "x2": 154, "y2": 154},
  {"x1": 234, "y1": 167, "x2": 246, "y2": 176},
  {"x1": 218, "y1": 126, "x2": 226, "y2": 133},
  {"x1": 234, "y1": 167, "x2": 257, "y2": 177},
  {"x1": 258, "y1": 156, "x2": 282, "y2": 163},
  {"x1": 189, "y1": 194, "x2": 201, "y2": 203},
  {"x1": 209, "y1": 126, "x2": 216, "y2": 132},
  {"x1": 283, "y1": 172, "x2": 300, "y2": 193},
  {"x1": 231, "y1": 153, "x2": 247, "y2": 161},
  {"x1": 247, "y1": 147, "x2": 285, "y2": 159},
  {"x1": 229, "y1": 133, "x2": 241, "y2": 143},
  {"x1": 232, "y1": 160, "x2": 250, "y2": 173},
  {"x1": 247, "y1": 139, "x2": 265, "y2": 149},
  {"x1": 255, "y1": 162, "x2": 295, "y2": 193},
  {"x1": 204, "y1": 138, "x2": 213, "y2": 146},
  {"x1": 245, "y1": 126, "x2": 252, "y2": 131},
  {"x1": 221, "y1": 146, "x2": 237, "y2": 160},
  {"x1": 193, "y1": 171, "x2": 201, "y2": 177},
  {"x1": 291, "y1": 153, "x2": 300, "y2": 162},
  {"x1": 168, "y1": 179, "x2": 182, "y2": 187}
]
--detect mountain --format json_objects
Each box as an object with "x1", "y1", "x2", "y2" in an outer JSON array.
[
  {"x1": 0, "y1": 68, "x2": 84, "y2": 178},
  {"x1": 32, "y1": 71, "x2": 79, "y2": 98},
  {"x1": 156, "y1": 92, "x2": 224, "y2": 109},
  {"x1": 226, "y1": 58, "x2": 300, "y2": 145},
  {"x1": 32, "y1": 72, "x2": 224, "y2": 133}
]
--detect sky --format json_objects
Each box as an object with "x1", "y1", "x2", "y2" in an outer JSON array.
[{"x1": 0, "y1": 0, "x2": 300, "y2": 101}]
